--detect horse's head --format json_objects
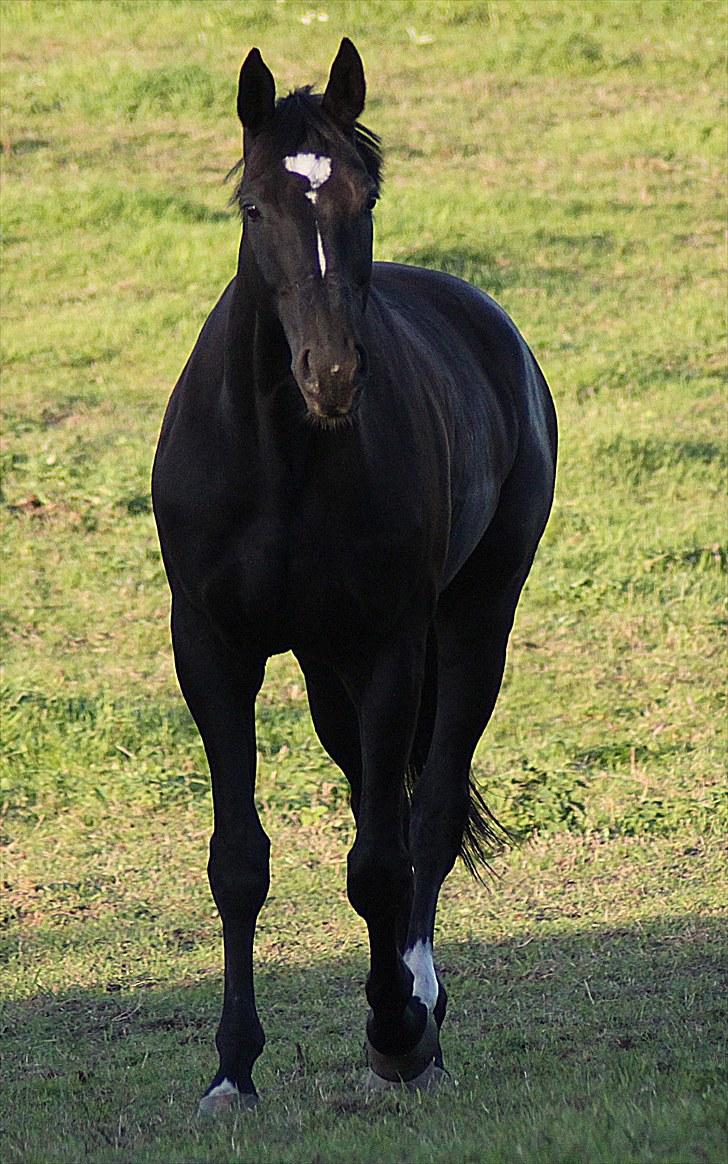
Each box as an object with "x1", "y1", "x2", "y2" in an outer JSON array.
[{"x1": 234, "y1": 39, "x2": 380, "y2": 422}]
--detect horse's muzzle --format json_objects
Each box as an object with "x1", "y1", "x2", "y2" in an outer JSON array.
[{"x1": 293, "y1": 342, "x2": 366, "y2": 419}]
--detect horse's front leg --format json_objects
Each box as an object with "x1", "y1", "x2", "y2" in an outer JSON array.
[
  {"x1": 344, "y1": 635, "x2": 439, "y2": 1087},
  {"x1": 170, "y1": 596, "x2": 267, "y2": 1114}
]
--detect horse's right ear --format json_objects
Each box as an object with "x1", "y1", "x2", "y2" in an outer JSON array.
[{"x1": 237, "y1": 48, "x2": 276, "y2": 148}]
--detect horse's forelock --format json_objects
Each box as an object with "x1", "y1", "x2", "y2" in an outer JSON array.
[{"x1": 228, "y1": 86, "x2": 382, "y2": 211}]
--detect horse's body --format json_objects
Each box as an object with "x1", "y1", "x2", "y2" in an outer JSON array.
[
  {"x1": 156, "y1": 263, "x2": 551, "y2": 653},
  {"x1": 153, "y1": 40, "x2": 556, "y2": 1111}
]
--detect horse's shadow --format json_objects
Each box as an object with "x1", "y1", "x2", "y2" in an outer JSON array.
[
  {"x1": 4, "y1": 914, "x2": 725, "y2": 1119},
  {"x1": 393, "y1": 244, "x2": 576, "y2": 299},
  {"x1": 395, "y1": 244, "x2": 512, "y2": 296}
]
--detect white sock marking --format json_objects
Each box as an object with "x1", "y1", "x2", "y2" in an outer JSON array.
[
  {"x1": 284, "y1": 153, "x2": 332, "y2": 278},
  {"x1": 404, "y1": 939, "x2": 438, "y2": 1011},
  {"x1": 205, "y1": 1078, "x2": 239, "y2": 1098}
]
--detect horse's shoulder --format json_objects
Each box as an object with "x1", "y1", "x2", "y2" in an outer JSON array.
[{"x1": 371, "y1": 262, "x2": 522, "y2": 346}]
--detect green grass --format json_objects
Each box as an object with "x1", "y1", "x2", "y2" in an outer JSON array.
[{"x1": 1, "y1": 2, "x2": 726, "y2": 1161}]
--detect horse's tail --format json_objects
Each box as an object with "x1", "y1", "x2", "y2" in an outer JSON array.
[
  {"x1": 460, "y1": 774, "x2": 510, "y2": 881},
  {"x1": 405, "y1": 630, "x2": 509, "y2": 881}
]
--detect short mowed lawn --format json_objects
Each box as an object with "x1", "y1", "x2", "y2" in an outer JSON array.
[{"x1": 1, "y1": 3, "x2": 725, "y2": 1162}]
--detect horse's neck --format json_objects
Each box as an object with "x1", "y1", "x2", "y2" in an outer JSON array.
[
  {"x1": 223, "y1": 259, "x2": 310, "y2": 481},
  {"x1": 224, "y1": 258, "x2": 283, "y2": 396}
]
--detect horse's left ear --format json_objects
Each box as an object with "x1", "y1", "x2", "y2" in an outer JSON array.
[{"x1": 322, "y1": 37, "x2": 365, "y2": 127}]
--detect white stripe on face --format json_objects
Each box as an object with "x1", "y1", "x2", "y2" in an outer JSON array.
[
  {"x1": 316, "y1": 224, "x2": 327, "y2": 277},
  {"x1": 283, "y1": 153, "x2": 332, "y2": 278},
  {"x1": 403, "y1": 939, "x2": 439, "y2": 1011}
]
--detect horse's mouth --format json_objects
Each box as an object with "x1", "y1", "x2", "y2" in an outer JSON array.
[{"x1": 304, "y1": 399, "x2": 359, "y2": 430}]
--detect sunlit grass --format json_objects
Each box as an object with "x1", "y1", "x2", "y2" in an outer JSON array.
[{"x1": 1, "y1": 2, "x2": 725, "y2": 1161}]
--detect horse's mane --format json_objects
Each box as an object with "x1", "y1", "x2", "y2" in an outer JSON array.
[{"x1": 229, "y1": 86, "x2": 383, "y2": 210}]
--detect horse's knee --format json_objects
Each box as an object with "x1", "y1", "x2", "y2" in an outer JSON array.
[
  {"x1": 347, "y1": 838, "x2": 412, "y2": 921},
  {"x1": 208, "y1": 825, "x2": 270, "y2": 918}
]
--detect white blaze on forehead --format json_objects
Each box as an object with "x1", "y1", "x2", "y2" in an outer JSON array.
[
  {"x1": 404, "y1": 939, "x2": 439, "y2": 1011},
  {"x1": 284, "y1": 152, "x2": 332, "y2": 189}
]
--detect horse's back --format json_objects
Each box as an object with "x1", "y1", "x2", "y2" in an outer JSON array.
[
  {"x1": 369, "y1": 262, "x2": 557, "y2": 583},
  {"x1": 371, "y1": 261, "x2": 555, "y2": 451}
]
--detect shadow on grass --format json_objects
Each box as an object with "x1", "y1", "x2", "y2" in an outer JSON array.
[
  {"x1": 4, "y1": 916, "x2": 726, "y2": 1095},
  {"x1": 395, "y1": 244, "x2": 577, "y2": 299},
  {"x1": 396, "y1": 244, "x2": 510, "y2": 296},
  {"x1": 2, "y1": 918, "x2": 726, "y2": 1161}
]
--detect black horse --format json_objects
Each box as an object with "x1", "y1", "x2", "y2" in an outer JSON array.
[{"x1": 152, "y1": 39, "x2": 556, "y2": 1113}]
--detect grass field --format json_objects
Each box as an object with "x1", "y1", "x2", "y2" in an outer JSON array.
[{"x1": 1, "y1": 2, "x2": 726, "y2": 1161}]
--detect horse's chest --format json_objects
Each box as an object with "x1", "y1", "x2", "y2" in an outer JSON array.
[
  {"x1": 288, "y1": 528, "x2": 414, "y2": 636},
  {"x1": 212, "y1": 506, "x2": 426, "y2": 653}
]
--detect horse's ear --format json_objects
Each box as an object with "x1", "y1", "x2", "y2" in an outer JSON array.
[
  {"x1": 237, "y1": 48, "x2": 276, "y2": 147},
  {"x1": 322, "y1": 37, "x2": 365, "y2": 127}
]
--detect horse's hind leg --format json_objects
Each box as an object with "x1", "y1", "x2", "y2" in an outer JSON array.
[
  {"x1": 404, "y1": 566, "x2": 528, "y2": 1077},
  {"x1": 300, "y1": 656, "x2": 414, "y2": 950},
  {"x1": 299, "y1": 657, "x2": 362, "y2": 810},
  {"x1": 339, "y1": 635, "x2": 437, "y2": 1082}
]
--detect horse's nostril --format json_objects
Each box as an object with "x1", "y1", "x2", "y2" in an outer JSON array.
[{"x1": 295, "y1": 344, "x2": 364, "y2": 395}]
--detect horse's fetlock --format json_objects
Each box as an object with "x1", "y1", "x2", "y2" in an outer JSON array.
[
  {"x1": 366, "y1": 994, "x2": 429, "y2": 1058},
  {"x1": 216, "y1": 1016, "x2": 265, "y2": 1062},
  {"x1": 366, "y1": 959, "x2": 414, "y2": 1013}
]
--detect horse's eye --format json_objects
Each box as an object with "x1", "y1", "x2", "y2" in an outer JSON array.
[
  {"x1": 365, "y1": 196, "x2": 377, "y2": 212},
  {"x1": 244, "y1": 204, "x2": 261, "y2": 222}
]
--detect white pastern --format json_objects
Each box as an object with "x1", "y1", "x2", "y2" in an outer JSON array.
[
  {"x1": 284, "y1": 153, "x2": 332, "y2": 190},
  {"x1": 403, "y1": 939, "x2": 439, "y2": 1011},
  {"x1": 205, "y1": 1077, "x2": 239, "y2": 1099}
]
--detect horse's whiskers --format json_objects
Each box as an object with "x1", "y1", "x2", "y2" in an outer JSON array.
[{"x1": 304, "y1": 408, "x2": 356, "y2": 432}]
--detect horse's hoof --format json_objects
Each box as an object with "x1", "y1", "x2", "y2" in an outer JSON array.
[
  {"x1": 366, "y1": 1011, "x2": 444, "y2": 1088},
  {"x1": 197, "y1": 1078, "x2": 258, "y2": 1116},
  {"x1": 365, "y1": 1059, "x2": 449, "y2": 1092}
]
